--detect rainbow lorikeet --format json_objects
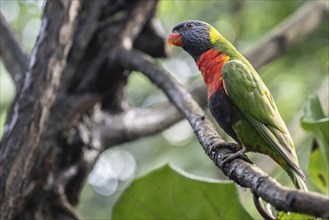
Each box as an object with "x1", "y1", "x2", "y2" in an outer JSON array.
[{"x1": 168, "y1": 20, "x2": 307, "y2": 191}]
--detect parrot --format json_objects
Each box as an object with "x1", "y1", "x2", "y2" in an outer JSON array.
[{"x1": 168, "y1": 20, "x2": 307, "y2": 191}]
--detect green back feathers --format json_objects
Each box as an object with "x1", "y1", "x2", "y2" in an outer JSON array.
[{"x1": 222, "y1": 60, "x2": 304, "y2": 182}]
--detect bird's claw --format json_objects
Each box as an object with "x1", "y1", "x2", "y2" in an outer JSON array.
[
  {"x1": 213, "y1": 142, "x2": 240, "y2": 152},
  {"x1": 211, "y1": 143, "x2": 252, "y2": 169},
  {"x1": 220, "y1": 147, "x2": 250, "y2": 169},
  {"x1": 252, "y1": 191, "x2": 275, "y2": 220}
]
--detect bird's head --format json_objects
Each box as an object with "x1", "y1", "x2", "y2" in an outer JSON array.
[{"x1": 168, "y1": 20, "x2": 221, "y2": 59}]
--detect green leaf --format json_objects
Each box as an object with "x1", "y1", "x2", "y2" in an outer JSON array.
[
  {"x1": 113, "y1": 165, "x2": 252, "y2": 220},
  {"x1": 309, "y1": 141, "x2": 329, "y2": 195},
  {"x1": 301, "y1": 95, "x2": 329, "y2": 163},
  {"x1": 301, "y1": 95, "x2": 329, "y2": 194},
  {"x1": 277, "y1": 211, "x2": 315, "y2": 220}
]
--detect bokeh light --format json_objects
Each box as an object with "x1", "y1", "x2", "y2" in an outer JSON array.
[{"x1": 88, "y1": 149, "x2": 136, "y2": 196}]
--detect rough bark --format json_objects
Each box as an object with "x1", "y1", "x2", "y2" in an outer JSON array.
[{"x1": 0, "y1": 1, "x2": 80, "y2": 219}]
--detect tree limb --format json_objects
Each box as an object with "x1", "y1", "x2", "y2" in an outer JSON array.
[
  {"x1": 0, "y1": 1, "x2": 80, "y2": 219},
  {"x1": 87, "y1": 82, "x2": 207, "y2": 148},
  {"x1": 116, "y1": 48, "x2": 329, "y2": 218},
  {"x1": 89, "y1": 104, "x2": 183, "y2": 148},
  {"x1": 0, "y1": 11, "x2": 28, "y2": 83},
  {"x1": 120, "y1": 0, "x2": 158, "y2": 50},
  {"x1": 134, "y1": 17, "x2": 171, "y2": 57}
]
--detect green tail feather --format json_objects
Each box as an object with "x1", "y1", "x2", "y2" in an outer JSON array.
[{"x1": 290, "y1": 172, "x2": 308, "y2": 192}]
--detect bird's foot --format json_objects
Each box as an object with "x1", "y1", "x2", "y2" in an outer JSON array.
[
  {"x1": 213, "y1": 142, "x2": 240, "y2": 152},
  {"x1": 252, "y1": 191, "x2": 275, "y2": 220},
  {"x1": 212, "y1": 143, "x2": 251, "y2": 169}
]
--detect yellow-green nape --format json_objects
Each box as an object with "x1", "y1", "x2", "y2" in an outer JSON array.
[{"x1": 208, "y1": 26, "x2": 221, "y2": 44}]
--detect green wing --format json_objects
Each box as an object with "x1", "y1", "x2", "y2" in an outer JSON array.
[{"x1": 222, "y1": 60, "x2": 304, "y2": 179}]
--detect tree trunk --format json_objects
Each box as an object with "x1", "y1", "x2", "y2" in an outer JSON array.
[{"x1": 0, "y1": 1, "x2": 168, "y2": 219}]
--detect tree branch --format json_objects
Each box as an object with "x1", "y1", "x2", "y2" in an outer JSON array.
[
  {"x1": 120, "y1": 0, "x2": 158, "y2": 50},
  {"x1": 0, "y1": 11, "x2": 28, "y2": 83},
  {"x1": 133, "y1": 17, "x2": 171, "y2": 58},
  {"x1": 87, "y1": 82, "x2": 206, "y2": 148},
  {"x1": 116, "y1": 48, "x2": 329, "y2": 218},
  {"x1": 244, "y1": 0, "x2": 329, "y2": 69},
  {"x1": 0, "y1": 1, "x2": 80, "y2": 219},
  {"x1": 89, "y1": 104, "x2": 183, "y2": 148}
]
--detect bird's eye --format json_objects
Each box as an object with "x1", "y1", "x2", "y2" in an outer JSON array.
[{"x1": 185, "y1": 23, "x2": 193, "y2": 28}]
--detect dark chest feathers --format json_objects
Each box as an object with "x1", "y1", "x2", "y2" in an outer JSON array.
[{"x1": 208, "y1": 90, "x2": 242, "y2": 142}]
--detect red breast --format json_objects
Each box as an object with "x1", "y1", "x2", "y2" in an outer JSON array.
[{"x1": 196, "y1": 48, "x2": 230, "y2": 98}]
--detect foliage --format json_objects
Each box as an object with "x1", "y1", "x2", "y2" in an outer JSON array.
[
  {"x1": 301, "y1": 95, "x2": 329, "y2": 195},
  {"x1": 113, "y1": 165, "x2": 252, "y2": 220},
  {"x1": 277, "y1": 211, "x2": 315, "y2": 220}
]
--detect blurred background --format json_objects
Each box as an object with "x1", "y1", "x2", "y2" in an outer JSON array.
[{"x1": 1, "y1": 0, "x2": 328, "y2": 219}]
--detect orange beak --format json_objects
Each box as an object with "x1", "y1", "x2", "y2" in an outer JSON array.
[{"x1": 168, "y1": 32, "x2": 183, "y2": 47}]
